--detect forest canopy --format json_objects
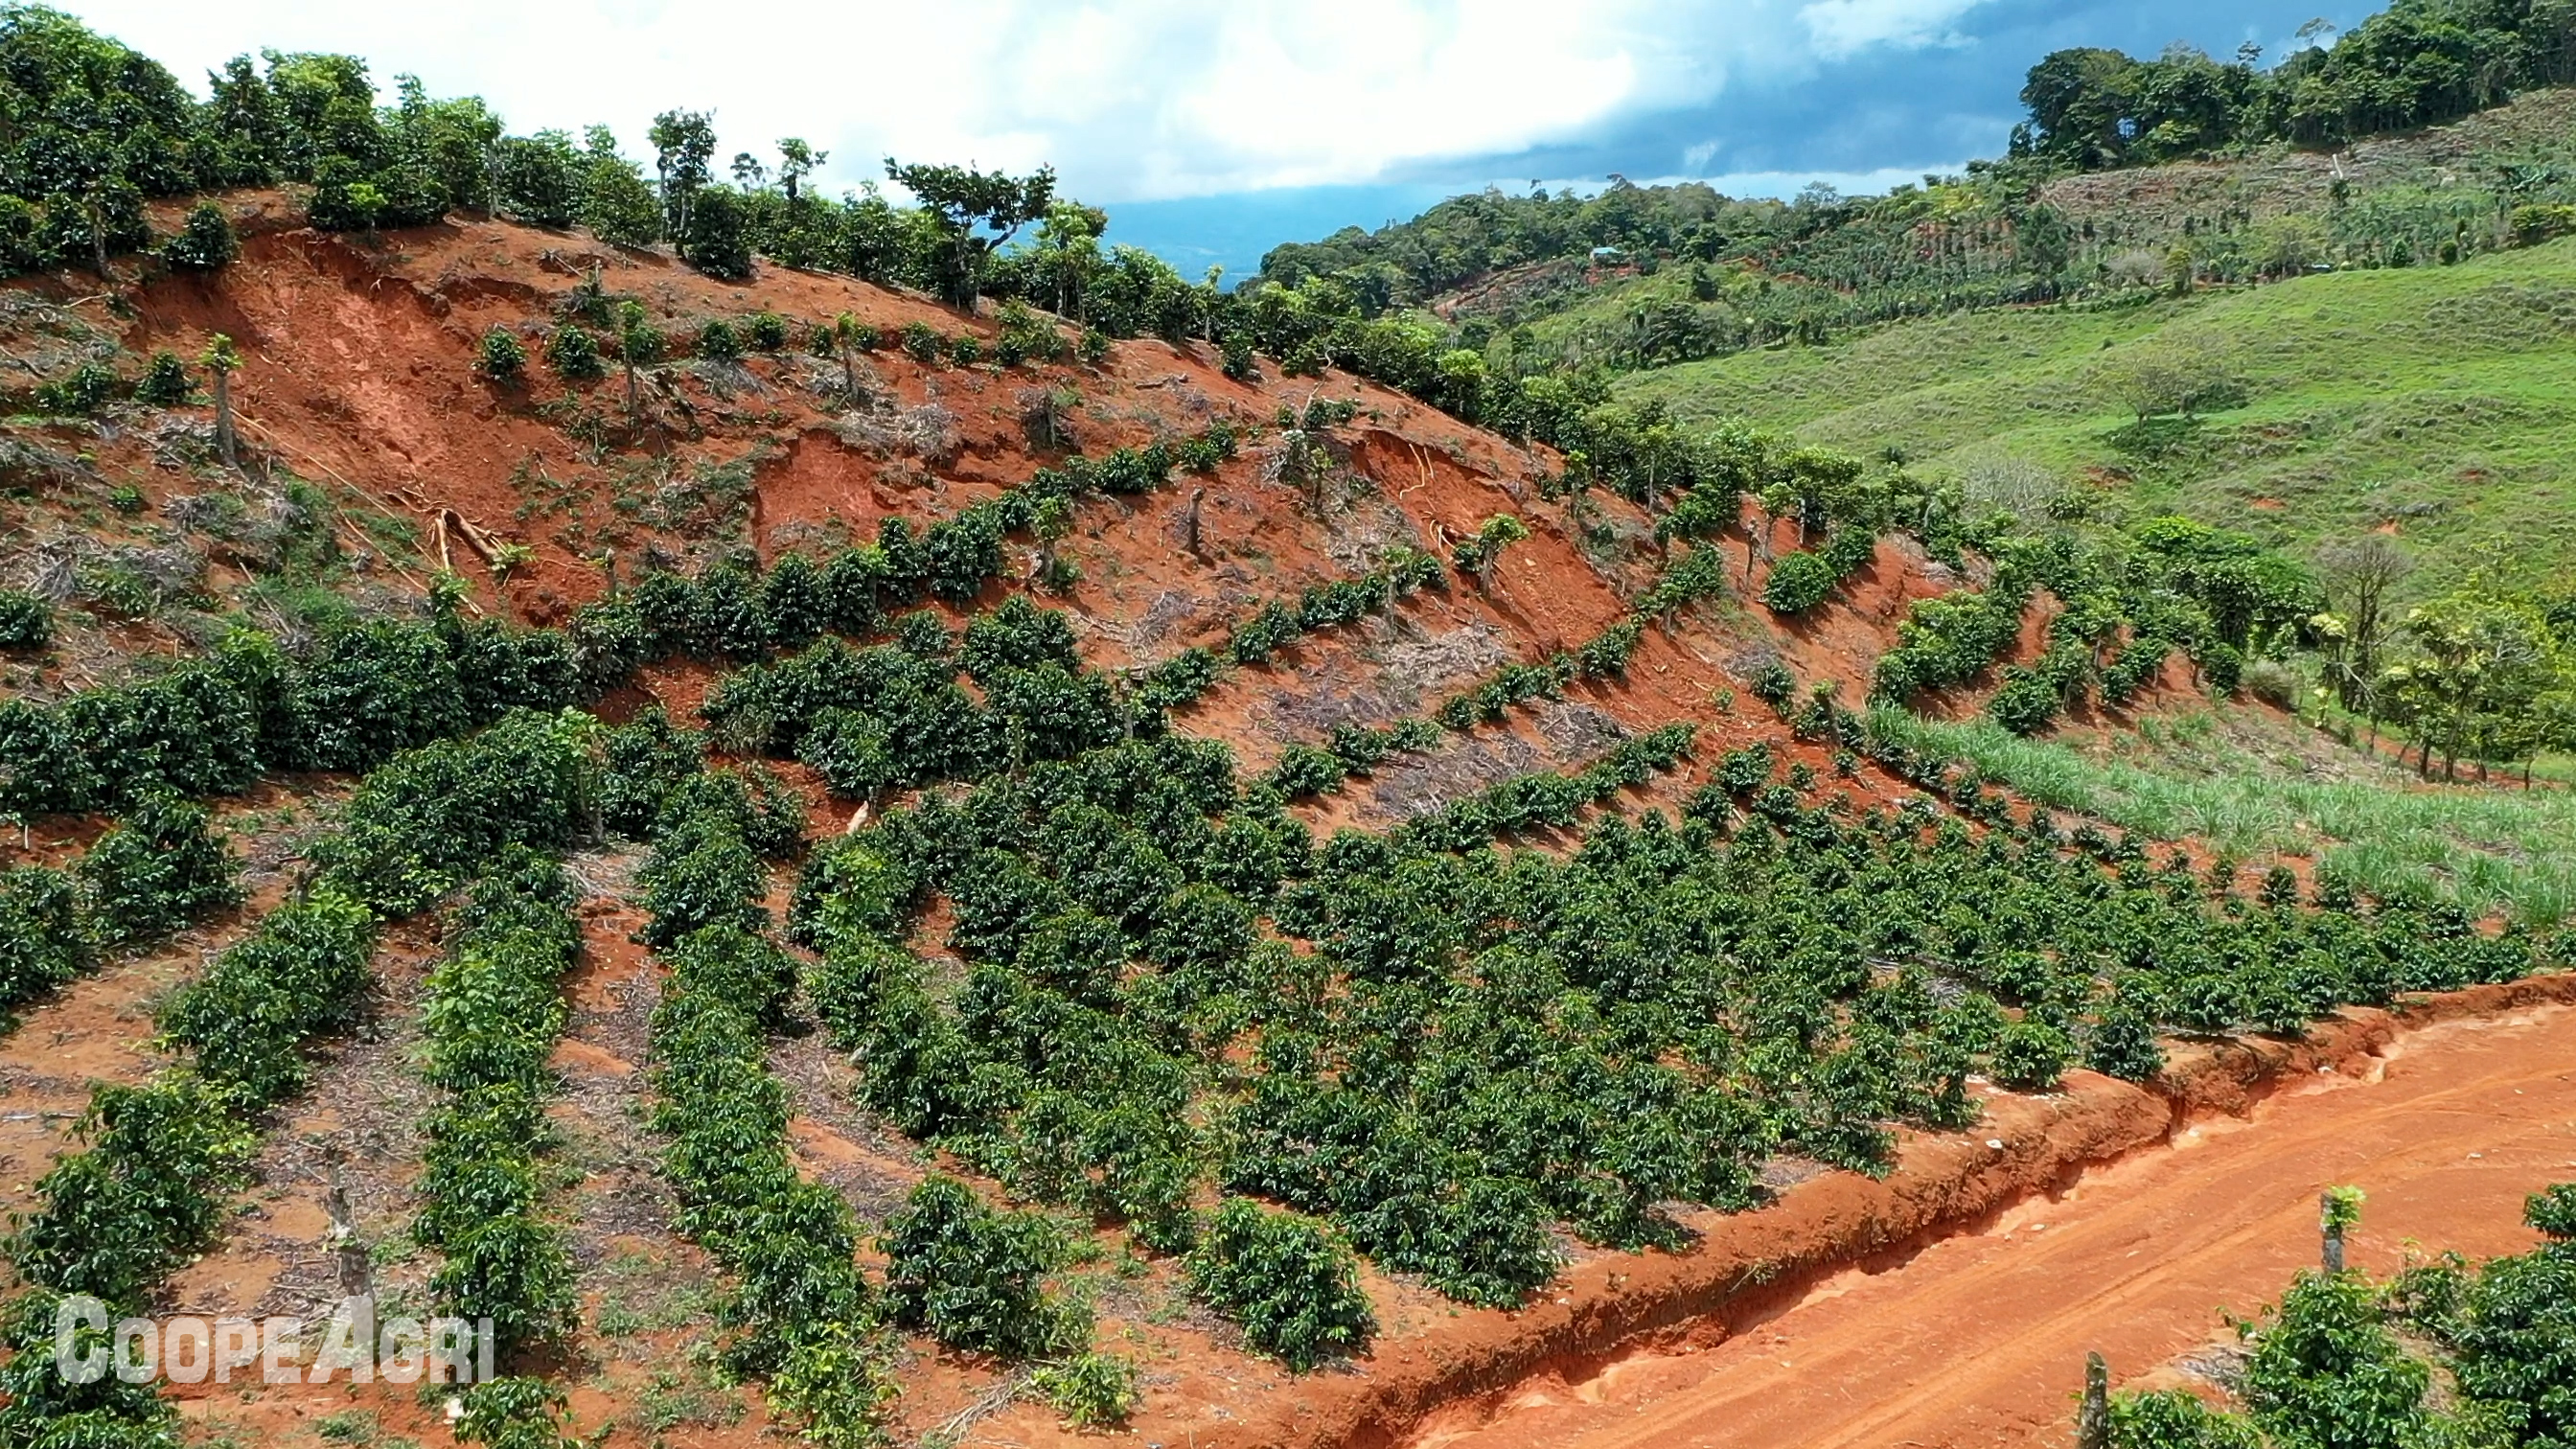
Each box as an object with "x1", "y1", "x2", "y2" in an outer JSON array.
[{"x1": 2015, "y1": 0, "x2": 2576, "y2": 169}]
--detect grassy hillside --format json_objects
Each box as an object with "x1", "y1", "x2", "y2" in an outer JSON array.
[
  {"x1": 1871, "y1": 707, "x2": 2576, "y2": 928},
  {"x1": 1618, "y1": 237, "x2": 2576, "y2": 598},
  {"x1": 1461, "y1": 88, "x2": 2576, "y2": 377}
]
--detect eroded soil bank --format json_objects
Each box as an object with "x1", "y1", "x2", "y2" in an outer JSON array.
[{"x1": 1172, "y1": 976, "x2": 2576, "y2": 1449}]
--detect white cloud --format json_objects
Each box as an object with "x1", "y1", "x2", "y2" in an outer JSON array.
[
  {"x1": 1696, "y1": 163, "x2": 1969, "y2": 197},
  {"x1": 61, "y1": 0, "x2": 1925, "y2": 200},
  {"x1": 1797, "y1": 0, "x2": 1991, "y2": 58},
  {"x1": 1522, "y1": 162, "x2": 1968, "y2": 201}
]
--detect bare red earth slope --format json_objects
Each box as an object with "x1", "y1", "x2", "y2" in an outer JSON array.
[{"x1": 0, "y1": 206, "x2": 2561, "y2": 1449}]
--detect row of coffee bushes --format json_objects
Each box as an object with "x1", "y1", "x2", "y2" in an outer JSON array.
[
  {"x1": 1389, "y1": 724, "x2": 1697, "y2": 852},
  {"x1": 0, "y1": 709, "x2": 599, "y2": 1444},
  {"x1": 413, "y1": 852, "x2": 583, "y2": 1356},
  {"x1": 696, "y1": 569, "x2": 1455, "y2": 807},
  {"x1": 794, "y1": 811, "x2": 1381, "y2": 1375},
  {"x1": 633, "y1": 771, "x2": 896, "y2": 1443},
  {"x1": 0, "y1": 622, "x2": 589, "y2": 819},
  {"x1": 1429, "y1": 543, "x2": 1730, "y2": 733},
  {"x1": 617, "y1": 435, "x2": 1229, "y2": 662},
  {"x1": 1759, "y1": 525, "x2": 1879, "y2": 615},
  {"x1": 0, "y1": 429, "x2": 1249, "y2": 823},
  {"x1": 630, "y1": 734, "x2": 1166, "y2": 1426},
  {"x1": 1872, "y1": 522, "x2": 2317, "y2": 728},
  {"x1": 0, "y1": 794, "x2": 241, "y2": 1023},
  {"x1": 1254, "y1": 541, "x2": 1726, "y2": 803},
  {"x1": 1134, "y1": 546, "x2": 1448, "y2": 717},
  {"x1": 697, "y1": 563, "x2": 1449, "y2": 800}
]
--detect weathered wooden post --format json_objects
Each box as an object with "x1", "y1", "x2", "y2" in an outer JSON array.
[
  {"x1": 2322, "y1": 1185, "x2": 2363, "y2": 1273},
  {"x1": 2077, "y1": 1351, "x2": 2110, "y2": 1449},
  {"x1": 324, "y1": 1165, "x2": 371, "y2": 1300}
]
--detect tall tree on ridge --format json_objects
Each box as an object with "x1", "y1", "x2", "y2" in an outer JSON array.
[
  {"x1": 649, "y1": 108, "x2": 716, "y2": 242},
  {"x1": 886, "y1": 158, "x2": 1056, "y2": 311}
]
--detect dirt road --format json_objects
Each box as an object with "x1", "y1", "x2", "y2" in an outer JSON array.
[{"x1": 1412, "y1": 1004, "x2": 2576, "y2": 1449}]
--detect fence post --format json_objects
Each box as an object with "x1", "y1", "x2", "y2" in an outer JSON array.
[
  {"x1": 325, "y1": 1165, "x2": 372, "y2": 1300},
  {"x1": 2078, "y1": 1351, "x2": 2110, "y2": 1449}
]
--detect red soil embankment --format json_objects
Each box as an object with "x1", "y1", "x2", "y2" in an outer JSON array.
[{"x1": 1211, "y1": 975, "x2": 2576, "y2": 1449}]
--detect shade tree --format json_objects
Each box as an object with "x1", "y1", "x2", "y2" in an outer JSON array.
[{"x1": 886, "y1": 157, "x2": 1057, "y2": 310}]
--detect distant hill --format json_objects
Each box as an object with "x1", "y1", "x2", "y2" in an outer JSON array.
[
  {"x1": 1442, "y1": 86, "x2": 2576, "y2": 384},
  {"x1": 1240, "y1": 0, "x2": 2576, "y2": 389},
  {"x1": 1243, "y1": 77, "x2": 2576, "y2": 600},
  {"x1": 1251, "y1": 0, "x2": 2576, "y2": 354},
  {"x1": 1617, "y1": 234, "x2": 2576, "y2": 601}
]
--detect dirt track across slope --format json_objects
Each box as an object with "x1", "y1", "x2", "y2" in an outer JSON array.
[{"x1": 1401, "y1": 1000, "x2": 2576, "y2": 1449}]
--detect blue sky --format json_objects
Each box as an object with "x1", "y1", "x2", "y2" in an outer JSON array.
[
  {"x1": 73, "y1": 0, "x2": 2364, "y2": 278},
  {"x1": 1108, "y1": 0, "x2": 2367, "y2": 276}
]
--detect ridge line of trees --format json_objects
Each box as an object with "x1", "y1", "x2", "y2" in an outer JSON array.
[{"x1": 2018, "y1": 0, "x2": 2576, "y2": 172}]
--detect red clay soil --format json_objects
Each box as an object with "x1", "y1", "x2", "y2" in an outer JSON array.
[
  {"x1": 18, "y1": 206, "x2": 2552, "y2": 1447},
  {"x1": 8, "y1": 200, "x2": 2022, "y2": 843},
  {"x1": 1192, "y1": 975, "x2": 2576, "y2": 1449}
]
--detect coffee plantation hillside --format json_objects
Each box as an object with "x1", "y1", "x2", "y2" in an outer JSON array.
[{"x1": 0, "y1": 10, "x2": 2568, "y2": 1449}]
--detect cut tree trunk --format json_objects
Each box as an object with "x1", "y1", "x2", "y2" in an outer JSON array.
[
  {"x1": 213, "y1": 371, "x2": 238, "y2": 469},
  {"x1": 2077, "y1": 1353, "x2": 2110, "y2": 1449}
]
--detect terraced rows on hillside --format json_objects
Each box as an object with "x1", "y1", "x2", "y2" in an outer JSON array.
[{"x1": 0, "y1": 208, "x2": 2564, "y2": 1449}]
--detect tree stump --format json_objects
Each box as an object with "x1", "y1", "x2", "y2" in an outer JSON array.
[{"x1": 2078, "y1": 1351, "x2": 2110, "y2": 1449}]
